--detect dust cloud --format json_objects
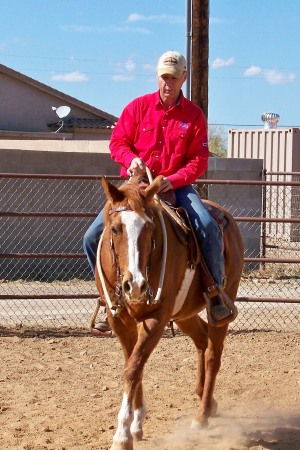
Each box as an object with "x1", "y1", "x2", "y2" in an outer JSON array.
[{"x1": 137, "y1": 407, "x2": 300, "y2": 449}]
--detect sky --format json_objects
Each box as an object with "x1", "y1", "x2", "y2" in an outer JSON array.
[{"x1": 1, "y1": 0, "x2": 299, "y2": 134}]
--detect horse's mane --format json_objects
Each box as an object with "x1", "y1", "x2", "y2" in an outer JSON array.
[{"x1": 104, "y1": 175, "x2": 161, "y2": 222}]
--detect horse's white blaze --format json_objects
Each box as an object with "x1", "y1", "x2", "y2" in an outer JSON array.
[
  {"x1": 171, "y1": 267, "x2": 196, "y2": 316},
  {"x1": 120, "y1": 210, "x2": 151, "y2": 286},
  {"x1": 113, "y1": 393, "x2": 133, "y2": 443}
]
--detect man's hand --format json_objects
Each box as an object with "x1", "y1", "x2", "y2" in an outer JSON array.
[
  {"x1": 127, "y1": 158, "x2": 146, "y2": 177},
  {"x1": 159, "y1": 177, "x2": 173, "y2": 193}
]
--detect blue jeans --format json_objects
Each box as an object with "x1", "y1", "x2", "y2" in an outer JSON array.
[{"x1": 83, "y1": 185, "x2": 224, "y2": 284}]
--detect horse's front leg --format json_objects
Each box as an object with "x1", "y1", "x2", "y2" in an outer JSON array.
[
  {"x1": 130, "y1": 380, "x2": 147, "y2": 440},
  {"x1": 112, "y1": 380, "x2": 146, "y2": 450},
  {"x1": 111, "y1": 318, "x2": 166, "y2": 450}
]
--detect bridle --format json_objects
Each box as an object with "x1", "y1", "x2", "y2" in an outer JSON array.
[
  {"x1": 108, "y1": 216, "x2": 155, "y2": 305},
  {"x1": 96, "y1": 173, "x2": 167, "y2": 316}
]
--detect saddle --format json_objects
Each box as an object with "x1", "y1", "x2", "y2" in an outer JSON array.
[
  {"x1": 158, "y1": 194, "x2": 228, "y2": 269},
  {"x1": 159, "y1": 195, "x2": 238, "y2": 327}
]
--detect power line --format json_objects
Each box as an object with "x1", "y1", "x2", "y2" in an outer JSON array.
[
  {"x1": 1, "y1": 52, "x2": 300, "y2": 72},
  {"x1": 3, "y1": 66, "x2": 300, "y2": 83}
]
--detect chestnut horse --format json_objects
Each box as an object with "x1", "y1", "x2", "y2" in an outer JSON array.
[{"x1": 93, "y1": 174, "x2": 244, "y2": 450}]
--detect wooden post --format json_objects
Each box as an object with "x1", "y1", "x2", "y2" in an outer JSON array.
[{"x1": 191, "y1": 0, "x2": 209, "y2": 120}]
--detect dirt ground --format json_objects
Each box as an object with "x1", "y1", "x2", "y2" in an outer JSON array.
[{"x1": 0, "y1": 328, "x2": 299, "y2": 450}]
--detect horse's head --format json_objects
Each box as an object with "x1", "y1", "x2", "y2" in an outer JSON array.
[{"x1": 100, "y1": 175, "x2": 163, "y2": 303}]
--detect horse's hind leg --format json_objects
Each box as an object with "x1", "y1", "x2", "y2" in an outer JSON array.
[{"x1": 176, "y1": 315, "x2": 227, "y2": 427}]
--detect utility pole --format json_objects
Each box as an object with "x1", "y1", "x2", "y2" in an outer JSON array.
[{"x1": 191, "y1": 0, "x2": 209, "y2": 120}]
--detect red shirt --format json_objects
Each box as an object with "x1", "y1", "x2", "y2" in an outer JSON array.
[{"x1": 109, "y1": 90, "x2": 209, "y2": 189}]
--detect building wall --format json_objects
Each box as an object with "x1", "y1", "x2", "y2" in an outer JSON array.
[
  {"x1": 228, "y1": 127, "x2": 300, "y2": 241},
  {"x1": 227, "y1": 127, "x2": 300, "y2": 172},
  {"x1": 0, "y1": 71, "x2": 109, "y2": 135},
  {"x1": 0, "y1": 143, "x2": 264, "y2": 277},
  {"x1": 207, "y1": 158, "x2": 263, "y2": 270},
  {"x1": 0, "y1": 140, "x2": 118, "y2": 175}
]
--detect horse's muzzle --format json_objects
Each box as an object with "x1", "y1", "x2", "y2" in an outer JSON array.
[{"x1": 122, "y1": 274, "x2": 149, "y2": 301}]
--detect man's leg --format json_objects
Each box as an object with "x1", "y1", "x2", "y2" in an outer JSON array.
[
  {"x1": 83, "y1": 208, "x2": 105, "y2": 275},
  {"x1": 175, "y1": 185, "x2": 224, "y2": 283},
  {"x1": 83, "y1": 209, "x2": 111, "y2": 334},
  {"x1": 174, "y1": 185, "x2": 233, "y2": 324}
]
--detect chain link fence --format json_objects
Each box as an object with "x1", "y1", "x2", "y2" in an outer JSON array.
[{"x1": 0, "y1": 174, "x2": 299, "y2": 333}]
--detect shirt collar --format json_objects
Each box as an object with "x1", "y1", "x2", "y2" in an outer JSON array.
[{"x1": 155, "y1": 90, "x2": 184, "y2": 110}]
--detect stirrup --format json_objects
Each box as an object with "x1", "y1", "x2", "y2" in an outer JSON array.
[
  {"x1": 91, "y1": 320, "x2": 114, "y2": 337},
  {"x1": 204, "y1": 286, "x2": 238, "y2": 328}
]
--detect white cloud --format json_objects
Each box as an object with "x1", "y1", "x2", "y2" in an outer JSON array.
[
  {"x1": 210, "y1": 17, "x2": 224, "y2": 24},
  {"x1": 124, "y1": 60, "x2": 135, "y2": 73},
  {"x1": 127, "y1": 13, "x2": 143, "y2": 22},
  {"x1": 111, "y1": 57, "x2": 136, "y2": 82},
  {"x1": 127, "y1": 13, "x2": 184, "y2": 24},
  {"x1": 212, "y1": 57, "x2": 235, "y2": 68},
  {"x1": 51, "y1": 71, "x2": 88, "y2": 82},
  {"x1": 243, "y1": 65, "x2": 296, "y2": 84},
  {"x1": 243, "y1": 65, "x2": 262, "y2": 76},
  {"x1": 264, "y1": 69, "x2": 296, "y2": 85}
]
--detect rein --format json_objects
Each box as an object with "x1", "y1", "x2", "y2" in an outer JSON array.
[
  {"x1": 145, "y1": 167, "x2": 167, "y2": 302},
  {"x1": 95, "y1": 168, "x2": 168, "y2": 316}
]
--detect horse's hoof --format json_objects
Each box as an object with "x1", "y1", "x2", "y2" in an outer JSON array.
[
  {"x1": 191, "y1": 418, "x2": 208, "y2": 430},
  {"x1": 132, "y1": 430, "x2": 143, "y2": 441}
]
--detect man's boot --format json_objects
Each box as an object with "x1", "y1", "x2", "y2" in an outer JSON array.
[
  {"x1": 90, "y1": 299, "x2": 113, "y2": 337},
  {"x1": 91, "y1": 316, "x2": 113, "y2": 337},
  {"x1": 204, "y1": 284, "x2": 238, "y2": 328}
]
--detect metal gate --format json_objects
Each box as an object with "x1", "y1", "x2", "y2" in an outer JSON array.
[{"x1": 0, "y1": 173, "x2": 299, "y2": 332}]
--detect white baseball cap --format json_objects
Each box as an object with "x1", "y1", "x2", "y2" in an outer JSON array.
[{"x1": 157, "y1": 50, "x2": 187, "y2": 78}]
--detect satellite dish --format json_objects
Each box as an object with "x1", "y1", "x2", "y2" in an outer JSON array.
[{"x1": 52, "y1": 105, "x2": 71, "y2": 133}]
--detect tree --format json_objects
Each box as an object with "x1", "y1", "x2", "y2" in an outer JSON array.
[{"x1": 208, "y1": 124, "x2": 227, "y2": 157}]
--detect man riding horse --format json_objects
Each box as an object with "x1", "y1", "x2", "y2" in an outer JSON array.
[{"x1": 83, "y1": 50, "x2": 236, "y2": 334}]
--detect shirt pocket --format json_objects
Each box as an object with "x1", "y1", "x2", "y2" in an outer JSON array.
[
  {"x1": 175, "y1": 126, "x2": 188, "y2": 140},
  {"x1": 135, "y1": 123, "x2": 155, "y2": 147},
  {"x1": 168, "y1": 127, "x2": 188, "y2": 156}
]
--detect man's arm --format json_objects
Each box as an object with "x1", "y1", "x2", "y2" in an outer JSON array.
[
  {"x1": 109, "y1": 100, "x2": 139, "y2": 171},
  {"x1": 168, "y1": 114, "x2": 209, "y2": 189}
]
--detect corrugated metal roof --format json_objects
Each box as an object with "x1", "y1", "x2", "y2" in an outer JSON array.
[{"x1": 48, "y1": 117, "x2": 116, "y2": 131}]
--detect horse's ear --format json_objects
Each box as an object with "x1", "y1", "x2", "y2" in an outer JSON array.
[
  {"x1": 143, "y1": 175, "x2": 163, "y2": 202},
  {"x1": 101, "y1": 176, "x2": 125, "y2": 203}
]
